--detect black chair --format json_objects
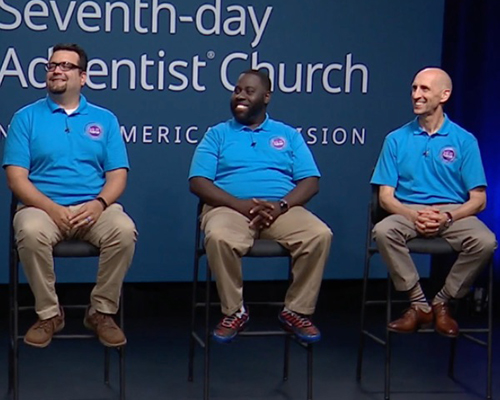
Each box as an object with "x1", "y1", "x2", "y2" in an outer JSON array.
[
  {"x1": 8, "y1": 195, "x2": 126, "y2": 400},
  {"x1": 188, "y1": 202, "x2": 314, "y2": 400},
  {"x1": 356, "y1": 185, "x2": 494, "y2": 400}
]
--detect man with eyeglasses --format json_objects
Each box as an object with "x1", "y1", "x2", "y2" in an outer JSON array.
[{"x1": 3, "y1": 43, "x2": 137, "y2": 348}]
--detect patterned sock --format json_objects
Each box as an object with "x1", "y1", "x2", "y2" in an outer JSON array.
[
  {"x1": 432, "y1": 287, "x2": 451, "y2": 305},
  {"x1": 407, "y1": 282, "x2": 431, "y2": 312}
]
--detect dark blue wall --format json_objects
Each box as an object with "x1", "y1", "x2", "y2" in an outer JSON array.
[{"x1": 0, "y1": 0, "x2": 444, "y2": 283}]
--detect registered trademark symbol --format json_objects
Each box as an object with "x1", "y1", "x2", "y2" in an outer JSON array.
[{"x1": 207, "y1": 50, "x2": 215, "y2": 59}]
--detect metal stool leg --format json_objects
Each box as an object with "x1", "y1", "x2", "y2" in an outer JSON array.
[
  {"x1": 448, "y1": 338, "x2": 456, "y2": 379},
  {"x1": 356, "y1": 250, "x2": 372, "y2": 381},
  {"x1": 486, "y1": 259, "x2": 493, "y2": 400},
  {"x1": 307, "y1": 343, "x2": 313, "y2": 400},
  {"x1": 283, "y1": 336, "x2": 290, "y2": 381},
  {"x1": 384, "y1": 275, "x2": 392, "y2": 400},
  {"x1": 9, "y1": 249, "x2": 20, "y2": 400},
  {"x1": 119, "y1": 346, "x2": 126, "y2": 400},
  {"x1": 188, "y1": 253, "x2": 200, "y2": 382},
  {"x1": 203, "y1": 265, "x2": 211, "y2": 400},
  {"x1": 104, "y1": 348, "x2": 110, "y2": 385}
]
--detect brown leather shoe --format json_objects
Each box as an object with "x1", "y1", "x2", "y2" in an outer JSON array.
[
  {"x1": 24, "y1": 307, "x2": 65, "y2": 348},
  {"x1": 433, "y1": 302, "x2": 459, "y2": 338},
  {"x1": 84, "y1": 306, "x2": 127, "y2": 347},
  {"x1": 387, "y1": 305, "x2": 433, "y2": 333}
]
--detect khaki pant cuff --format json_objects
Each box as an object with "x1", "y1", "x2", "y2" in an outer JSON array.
[
  {"x1": 37, "y1": 304, "x2": 61, "y2": 320},
  {"x1": 222, "y1": 302, "x2": 243, "y2": 316},
  {"x1": 285, "y1": 304, "x2": 315, "y2": 316},
  {"x1": 91, "y1": 300, "x2": 118, "y2": 315}
]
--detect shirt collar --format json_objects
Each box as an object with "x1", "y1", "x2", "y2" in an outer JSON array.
[
  {"x1": 411, "y1": 113, "x2": 451, "y2": 136},
  {"x1": 231, "y1": 113, "x2": 270, "y2": 132},
  {"x1": 45, "y1": 94, "x2": 89, "y2": 115}
]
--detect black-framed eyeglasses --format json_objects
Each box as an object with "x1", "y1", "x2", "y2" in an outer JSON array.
[{"x1": 44, "y1": 62, "x2": 82, "y2": 72}]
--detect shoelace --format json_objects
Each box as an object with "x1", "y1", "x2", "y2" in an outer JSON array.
[
  {"x1": 34, "y1": 319, "x2": 54, "y2": 332},
  {"x1": 220, "y1": 314, "x2": 246, "y2": 329},
  {"x1": 92, "y1": 313, "x2": 118, "y2": 330},
  {"x1": 283, "y1": 311, "x2": 312, "y2": 328}
]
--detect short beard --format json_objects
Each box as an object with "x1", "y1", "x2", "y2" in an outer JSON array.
[{"x1": 47, "y1": 83, "x2": 67, "y2": 95}]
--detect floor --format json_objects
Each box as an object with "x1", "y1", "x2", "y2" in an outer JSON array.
[{"x1": 0, "y1": 281, "x2": 497, "y2": 400}]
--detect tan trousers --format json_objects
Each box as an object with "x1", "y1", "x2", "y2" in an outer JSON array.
[
  {"x1": 14, "y1": 203, "x2": 137, "y2": 319},
  {"x1": 201, "y1": 205, "x2": 332, "y2": 316},
  {"x1": 373, "y1": 204, "x2": 496, "y2": 298}
]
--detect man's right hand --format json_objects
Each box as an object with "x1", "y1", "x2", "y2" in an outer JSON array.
[
  {"x1": 415, "y1": 207, "x2": 440, "y2": 237},
  {"x1": 46, "y1": 204, "x2": 72, "y2": 234},
  {"x1": 233, "y1": 198, "x2": 260, "y2": 220}
]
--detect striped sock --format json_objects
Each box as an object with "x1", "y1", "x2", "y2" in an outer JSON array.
[
  {"x1": 407, "y1": 282, "x2": 431, "y2": 312},
  {"x1": 432, "y1": 287, "x2": 452, "y2": 305}
]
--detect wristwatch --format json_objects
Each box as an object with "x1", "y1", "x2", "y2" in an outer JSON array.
[
  {"x1": 444, "y1": 211, "x2": 453, "y2": 228},
  {"x1": 279, "y1": 199, "x2": 289, "y2": 213}
]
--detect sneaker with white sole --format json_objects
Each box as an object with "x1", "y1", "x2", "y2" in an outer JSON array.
[
  {"x1": 278, "y1": 308, "x2": 321, "y2": 343},
  {"x1": 213, "y1": 307, "x2": 249, "y2": 344}
]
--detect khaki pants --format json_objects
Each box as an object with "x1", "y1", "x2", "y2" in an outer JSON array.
[
  {"x1": 372, "y1": 204, "x2": 496, "y2": 298},
  {"x1": 201, "y1": 205, "x2": 333, "y2": 316},
  {"x1": 14, "y1": 203, "x2": 137, "y2": 319}
]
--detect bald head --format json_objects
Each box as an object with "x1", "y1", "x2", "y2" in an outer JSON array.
[
  {"x1": 414, "y1": 68, "x2": 453, "y2": 92},
  {"x1": 411, "y1": 67, "x2": 453, "y2": 117}
]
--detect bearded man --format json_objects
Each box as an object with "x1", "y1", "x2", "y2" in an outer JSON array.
[
  {"x1": 3, "y1": 43, "x2": 137, "y2": 348},
  {"x1": 188, "y1": 69, "x2": 332, "y2": 344}
]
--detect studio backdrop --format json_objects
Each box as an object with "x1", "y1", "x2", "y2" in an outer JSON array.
[{"x1": 0, "y1": 0, "x2": 444, "y2": 283}]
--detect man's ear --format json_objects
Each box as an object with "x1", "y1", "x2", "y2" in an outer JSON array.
[
  {"x1": 441, "y1": 88, "x2": 451, "y2": 103},
  {"x1": 264, "y1": 91, "x2": 271, "y2": 105},
  {"x1": 80, "y1": 71, "x2": 87, "y2": 87}
]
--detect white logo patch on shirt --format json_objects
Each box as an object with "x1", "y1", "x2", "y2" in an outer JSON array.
[
  {"x1": 85, "y1": 123, "x2": 103, "y2": 140},
  {"x1": 270, "y1": 136, "x2": 287, "y2": 150},
  {"x1": 440, "y1": 146, "x2": 457, "y2": 163}
]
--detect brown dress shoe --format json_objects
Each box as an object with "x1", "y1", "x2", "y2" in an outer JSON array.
[
  {"x1": 433, "y1": 302, "x2": 459, "y2": 337},
  {"x1": 387, "y1": 305, "x2": 433, "y2": 333},
  {"x1": 84, "y1": 306, "x2": 127, "y2": 347},
  {"x1": 24, "y1": 307, "x2": 65, "y2": 348}
]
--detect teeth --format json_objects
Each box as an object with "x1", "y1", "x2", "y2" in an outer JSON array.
[{"x1": 236, "y1": 104, "x2": 248, "y2": 110}]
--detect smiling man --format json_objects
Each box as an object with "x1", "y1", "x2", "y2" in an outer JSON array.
[
  {"x1": 371, "y1": 67, "x2": 496, "y2": 337},
  {"x1": 3, "y1": 43, "x2": 137, "y2": 348},
  {"x1": 189, "y1": 69, "x2": 332, "y2": 344}
]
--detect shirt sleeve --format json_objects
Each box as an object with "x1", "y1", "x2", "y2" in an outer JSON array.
[
  {"x1": 290, "y1": 129, "x2": 320, "y2": 181},
  {"x1": 371, "y1": 135, "x2": 398, "y2": 187},
  {"x1": 461, "y1": 139, "x2": 487, "y2": 190},
  {"x1": 188, "y1": 127, "x2": 220, "y2": 180},
  {"x1": 2, "y1": 111, "x2": 31, "y2": 170},
  {"x1": 104, "y1": 114, "x2": 130, "y2": 171}
]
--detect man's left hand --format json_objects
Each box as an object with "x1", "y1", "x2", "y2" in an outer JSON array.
[
  {"x1": 249, "y1": 199, "x2": 282, "y2": 230},
  {"x1": 70, "y1": 199, "x2": 105, "y2": 229},
  {"x1": 418, "y1": 209, "x2": 447, "y2": 237}
]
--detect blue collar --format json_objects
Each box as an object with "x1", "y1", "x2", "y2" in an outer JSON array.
[
  {"x1": 46, "y1": 94, "x2": 89, "y2": 115},
  {"x1": 231, "y1": 114, "x2": 270, "y2": 132},
  {"x1": 411, "y1": 114, "x2": 451, "y2": 136}
]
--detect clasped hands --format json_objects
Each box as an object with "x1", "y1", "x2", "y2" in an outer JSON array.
[
  {"x1": 413, "y1": 207, "x2": 448, "y2": 237},
  {"x1": 238, "y1": 198, "x2": 283, "y2": 230},
  {"x1": 47, "y1": 199, "x2": 105, "y2": 234}
]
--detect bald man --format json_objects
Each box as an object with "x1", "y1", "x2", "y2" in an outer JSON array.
[{"x1": 371, "y1": 68, "x2": 496, "y2": 337}]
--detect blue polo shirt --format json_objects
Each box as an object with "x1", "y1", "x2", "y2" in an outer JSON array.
[
  {"x1": 3, "y1": 95, "x2": 129, "y2": 206},
  {"x1": 371, "y1": 115, "x2": 487, "y2": 204},
  {"x1": 189, "y1": 115, "x2": 320, "y2": 201}
]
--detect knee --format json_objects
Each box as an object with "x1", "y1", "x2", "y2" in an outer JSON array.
[
  {"x1": 314, "y1": 224, "x2": 333, "y2": 246},
  {"x1": 104, "y1": 216, "x2": 137, "y2": 247},
  {"x1": 204, "y1": 227, "x2": 231, "y2": 248},
  {"x1": 15, "y1": 219, "x2": 52, "y2": 248},
  {"x1": 372, "y1": 219, "x2": 400, "y2": 245},
  {"x1": 474, "y1": 231, "x2": 497, "y2": 255}
]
